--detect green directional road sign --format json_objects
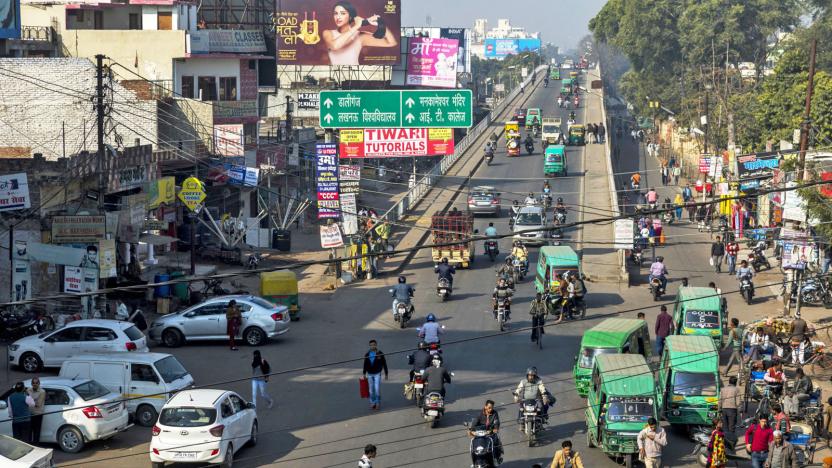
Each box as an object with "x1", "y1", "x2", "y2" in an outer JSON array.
[{"x1": 319, "y1": 90, "x2": 472, "y2": 129}]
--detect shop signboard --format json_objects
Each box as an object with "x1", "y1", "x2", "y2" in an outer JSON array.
[
  {"x1": 11, "y1": 240, "x2": 30, "y2": 302},
  {"x1": 143, "y1": 219, "x2": 169, "y2": 231},
  {"x1": 698, "y1": 155, "x2": 712, "y2": 174},
  {"x1": 406, "y1": 37, "x2": 459, "y2": 88},
  {"x1": 64, "y1": 266, "x2": 98, "y2": 294},
  {"x1": 737, "y1": 151, "x2": 780, "y2": 180},
  {"x1": 339, "y1": 128, "x2": 454, "y2": 158},
  {"x1": 339, "y1": 164, "x2": 361, "y2": 194},
  {"x1": 0, "y1": 172, "x2": 30, "y2": 212},
  {"x1": 52, "y1": 216, "x2": 106, "y2": 244},
  {"x1": 146, "y1": 176, "x2": 175, "y2": 209},
  {"x1": 99, "y1": 239, "x2": 117, "y2": 278},
  {"x1": 178, "y1": 176, "x2": 207, "y2": 212},
  {"x1": 319, "y1": 224, "x2": 344, "y2": 248},
  {"x1": 315, "y1": 143, "x2": 340, "y2": 219},
  {"x1": 614, "y1": 219, "x2": 634, "y2": 250},
  {"x1": 188, "y1": 30, "x2": 266, "y2": 54},
  {"x1": 214, "y1": 124, "x2": 244, "y2": 157},
  {"x1": 275, "y1": 0, "x2": 401, "y2": 65},
  {"x1": 297, "y1": 92, "x2": 320, "y2": 110},
  {"x1": 319, "y1": 89, "x2": 472, "y2": 128},
  {"x1": 340, "y1": 194, "x2": 358, "y2": 235}
]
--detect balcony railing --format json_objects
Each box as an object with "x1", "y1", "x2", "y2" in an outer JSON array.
[{"x1": 20, "y1": 26, "x2": 54, "y2": 43}]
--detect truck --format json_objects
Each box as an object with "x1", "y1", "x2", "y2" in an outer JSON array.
[
  {"x1": 431, "y1": 213, "x2": 475, "y2": 268},
  {"x1": 541, "y1": 117, "x2": 563, "y2": 148}
]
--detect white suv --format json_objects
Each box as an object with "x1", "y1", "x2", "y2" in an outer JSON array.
[
  {"x1": 512, "y1": 205, "x2": 549, "y2": 245},
  {"x1": 0, "y1": 378, "x2": 130, "y2": 453},
  {"x1": 150, "y1": 389, "x2": 257, "y2": 468},
  {"x1": 8, "y1": 319, "x2": 149, "y2": 373}
]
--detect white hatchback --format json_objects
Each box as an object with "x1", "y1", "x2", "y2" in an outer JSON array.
[
  {"x1": 8, "y1": 319, "x2": 149, "y2": 373},
  {"x1": 0, "y1": 434, "x2": 54, "y2": 468},
  {"x1": 0, "y1": 378, "x2": 130, "y2": 453},
  {"x1": 150, "y1": 389, "x2": 257, "y2": 468}
]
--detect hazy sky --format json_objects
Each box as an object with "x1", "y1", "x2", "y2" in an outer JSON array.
[{"x1": 401, "y1": 0, "x2": 607, "y2": 49}]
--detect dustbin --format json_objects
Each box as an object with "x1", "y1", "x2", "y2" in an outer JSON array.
[
  {"x1": 154, "y1": 274, "x2": 171, "y2": 298},
  {"x1": 170, "y1": 271, "x2": 190, "y2": 301},
  {"x1": 273, "y1": 229, "x2": 291, "y2": 252}
]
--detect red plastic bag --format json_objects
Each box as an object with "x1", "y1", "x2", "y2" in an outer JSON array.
[{"x1": 359, "y1": 377, "x2": 369, "y2": 399}]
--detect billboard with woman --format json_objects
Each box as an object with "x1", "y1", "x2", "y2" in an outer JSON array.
[{"x1": 275, "y1": 0, "x2": 401, "y2": 65}]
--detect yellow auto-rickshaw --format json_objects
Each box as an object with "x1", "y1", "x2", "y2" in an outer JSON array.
[{"x1": 260, "y1": 270, "x2": 300, "y2": 320}]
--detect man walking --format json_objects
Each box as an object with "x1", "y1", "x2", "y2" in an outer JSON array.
[
  {"x1": 362, "y1": 340, "x2": 388, "y2": 410},
  {"x1": 723, "y1": 318, "x2": 743, "y2": 376},
  {"x1": 358, "y1": 444, "x2": 377, "y2": 468},
  {"x1": 746, "y1": 415, "x2": 774, "y2": 468},
  {"x1": 711, "y1": 236, "x2": 726, "y2": 273},
  {"x1": 637, "y1": 417, "x2": 667, "y2": 468},
  {"x1": 27, "y1": 377, "x2": 45, "y2": 444},
  {"x1": 597, "y1": 122, "x2": 606, "y2": 143},
  {"x1": 765, "y1": 430, "x2": 799, "y2": 468},
  {"x1": 726, "y1": 238, "x2": 740, "y2": 275},
  {"x1": 721, "y1": 376, "x2": 740, "y2": 434},
  {"x1": 587, "y1": 123, "x2": 596, "y2": 144},
  {"x1": 654, "y1": 305, "x2": 673, "y2": 357}
]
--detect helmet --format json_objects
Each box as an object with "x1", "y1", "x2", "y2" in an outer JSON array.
[
  {"x1": 426, "y1": 313, "x2": 436, "y2": 322},
  {"x1": 441, "y1": 258, "x2": 448, "y2": 264},
  {"x1": 398, "y1": 276, "x2": 406, "y2": 284},
  {"x1": 526, "y1": 366, "x2": 538, "y2": 377},
  {"x1": 557, "y1": 197, "x2": 563, "y2": 203}
]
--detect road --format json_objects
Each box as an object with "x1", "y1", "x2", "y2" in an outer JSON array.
[{"x1": 5, "y1": 73, "x2": 720, "y2": 468}]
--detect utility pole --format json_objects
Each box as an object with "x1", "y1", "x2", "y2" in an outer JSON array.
[
  {"x1": 95, "y1": 54, "x2": 106, "y2": 211},
  {"x1": 703, "y1": 86, "x2": 710, "y2": 154},
  {"x1": 798, "y1": 39, "x2": 818, "y2": 182},
  {"x1": 285, "y1": 96, "x2": 294, "y2": 143}
]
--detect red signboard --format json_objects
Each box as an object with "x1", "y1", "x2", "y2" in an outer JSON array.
[
  {"x1": 339, "y1": 128, "x2": 454, "y2": 158},
  {"x1": 821, "y1": 172, "x2": 832, "y2": 198},
  {"x1": 698, "y1": 156, "x2": 711, "y2": 174}
]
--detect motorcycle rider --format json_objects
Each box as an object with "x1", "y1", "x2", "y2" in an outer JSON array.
[
  {"x1": 391, "y1": 276, "x2": 414, "y2": 316},
  {"x1": 419, "y1": 313, "x2": 443, "y2": 345},
  {"x1": 484, "y1": 140, "x2": 495, "y2": 158},
  {"x1": 524, "y1": 133, "x2": 535, "y2": 152},
  {"x1": 524, "y1": 192, "x2": 537, "y2": 205},
  {"x1": 736, "y1": 259, "x2": 755, "y2": 295},
  {"x1": 529, "y1": 293, "x2": 548, "y2": 342},
  {"x1": 485, "y1": 222, "x2": 498, "y2": 238},
  {"x1": 434, "y1": 257, "x2": 456, "y2": 291},
  {"x1": 554, "y1": 197, "x2": 567, "y2": 223},
  {"x1": 423, "y1": 355, "x2": 452, "y2": 397},
  {"x1": 511, "y1": 240, "x2": 529, "y2": 272},
  {"x1": 492, "y1": 278, "x2": 514, "y2": 321},
  {"x1": 557, "y1": 96, "x2": 563, "y2": 108},
  {"x1": 648, "y1": 256, "x2": 668, "y2": 293},
  {"x1": 469, "y1": 400, "x2": 503, "y2": 464},
  {"x1": 514, "y1": 367, "x2": 551, "y2": 425},
  {"x1": 568, "y1": 111, "x2": 576, "y2": 122},
  {"x1": 409, "y1": 341, "x2": 432, "y2": 382},
  {"x1": 630, "y1": 173, "x2": 641, "y2": 189},
  {"x1": 543, "y1": 180, "x2": 551, "y2": 194}
]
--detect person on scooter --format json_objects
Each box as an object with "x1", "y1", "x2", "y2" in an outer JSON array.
[
  {"x1": 391, "y1": 276, "x2": 414, "y2": 316},
  {"x1": 554, "y1": 197, "x2": 567, "y2": 223},
  {"x1": 648, "y1": 256, "x2": 668, "y2": 293},
  {"x1": 492, "y1": 278, "x2": 514, "y2": 321},
  {"x1": 524, "y1": 133, "x2": 535, "y2": 152},
  {"x1": 419, "y1": 314, "x2": 443, "y2": 345},
  {"x1": 496, "y1": 257, "x2": 513, "y2": 280},
  {"x1": 434, "y1": 257, "x2": 456, "y2": 291},
  {"x1": 736, "y1": 259, "x2": 755, "y2": 292},
  {"x1": 568, "y1": 111, "x2": 576, "y2": 122},
  {"x1": 543, "y1": 180, "x2": 551, "y2": 194},
  {"x1": 485, "y1": 222, "x2": 498, "y2": 238},
  {"x1": 469, "y1": 400, "x2": 503, "y2": 464},
  {"x1": 524, "y1": 192, "x2": 537, "y2": 205},
  {"x1": 514, "y1": 367, "x2": 551, "y2": 425},
  {"x1": 409, "y1": 341, "x2": 432, "y2": 382},
  {"x1": 423, "y1": 355, "x2": 452, "y2": 397},
  {"x1": 557, "y1": 96, "x2": 563, "y2": 108}
]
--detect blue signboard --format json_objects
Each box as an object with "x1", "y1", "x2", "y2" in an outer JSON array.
[
  {"x1": 0, "y1": 0, "x2": 21, "y2": 39},
  {"x1": 484, "y1": 38, "x2": 541, "y2": 58},
  {"x1": 315, "y1": 143, "x2": 340, "y2": 219}
]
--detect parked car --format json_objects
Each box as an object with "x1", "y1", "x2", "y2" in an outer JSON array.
[
  {"x1": 467, "y1": 186, "x2": 501, "y2": 216},
  {"x1": 0, "y1": 434, "x2": 54, "y2": 468},
  {"x1": 8, "y1": 320, "x2": 149, "y2": 373},
  {"x1": 512, "y1": 205, "x2": 549, "y2": 245},
  {"x1": 150, "y1": 389, "x2": 257, "y2": 468},
  {"x1": 148, "y1": 295, "x2": 290, "y2": 348},
  {"x1": 0, "y1": 378, "x2": 131, "y2": 453},
  {"x1": 59, "y1": 353, "x2": 193, "y2": 427}
]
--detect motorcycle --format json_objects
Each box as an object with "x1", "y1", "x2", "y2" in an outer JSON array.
[
  {"x1": 739, "y1": 275, "x2": 754, "y2": 305},
  {"x1": 691, "y1": 420, "x2": 752, "y2": 466},
  {"x1": 466, "y1": 422, "x2": 502, "y2": 468},
  {"x1": 437, "y1": 277, "x2": 452, "y2": 302},
  {"x1": 554, "y1": 210, "x2": 566, "y2": 225},
  {"x1": 495, "y1": 297, "x2": 510, "y2": 331},
  {"x1": 390, "y1": 291, "x2": 415, "y2": 328},
  {"x1": 485, "y1": 240, "x2": 499, "y2": 262},
  {"x1": 649, "y1": 277, "x2": 664, "y2": 301},
  {"x1": 798, "y1": 275, "x2": 832, "y2": 307},
  {"x1": 525, "y1": 141, "x2": 534, "y2": 155},
  {"x1": 422, "y1": 392, "x2": 446, "y2": 428},
  {"x1": 542, "y1": 195, "x2": 552, "y2": 210},
  {"x1": 557, "y1": 296, "x2": 587, "y2": 320},
  {"x1": 550, "y1": 227, "x2": 563, "y2": 246},
  {"x1": 515, "y1": 396, "x2": 545, "y2": 447},
  {"x1": 0, "y1": 308, "x2": 51, "y2": 342},
  {"x1": 512, "y1": 257, "x2": 527, "y2": 283},
  {"x1": 630, "y1": 244, "x2": 644, "y2": 266},
  {"x1": 749, "y1": 243, "x2": 772, "y2": 272},
  {"x1": 532, "y1": 126, "x2": 539, "y2": 138},
  {"x1": 485, "y1": 151, "x2": 494, "y2": 166},
  {"x1": 190, "y1": 278, "x2": 249, "y2": 304},
  {"x1": 557, "y1": 98, "x2": 563, "y2": 108},
  {"x1": 411, "y1": 369, "x2": 426, "y2": 407}
]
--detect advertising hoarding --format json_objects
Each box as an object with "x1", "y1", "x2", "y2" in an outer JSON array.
[
  {"x1": 0, "y1": 172, "x2": 30, "y2": 212},
  {"x1": 439, "y1": 27, "x2": 469, "y2": 73},
  {"x1": 483, "y1": 38, "x2": 541, "y2": 58},
  {"x1": 0, "y1": 0, "x2": 20, "y2": 39},
  {"x1": 315, "y1": 143, "x2": 340, "y2": 219},
  {"x1": 214, "y1": 124, "x2": 244, "y2": 157},
  {"x1": 339, "y1": 128, "x2": 454, "y2": 158},
  {"x1": 52, "y1": 216, "x2": 106, "y2": 244},
  {"x1": 297, "y1": 92, "x2": 320, "y2": 109},
  {"x1": 339, "y1": 165, "x2": 361, "y2": 194},
  {"x1": 736, "y1": 151, "x2": 780, "y2": 180},
  {"x1": 188, "y1": 30, "x2": 266, "y2": 54},
  {"x1": 275, "y1": 0, "x2": 401, "y2": 65},
  {"x1": 406, "y1": 37, "x2": 459, "y2": 88}
]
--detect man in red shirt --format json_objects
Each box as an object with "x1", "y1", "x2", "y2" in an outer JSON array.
[
  {"x1": 745, "y1": 415, "x2": 774, "y2": 468},
  {"x1": 726, "y1": 239, "x2": 740, "y2": 275},
  {"x1": 654, "y1": 305, "x2": 674, "y2": 356}
]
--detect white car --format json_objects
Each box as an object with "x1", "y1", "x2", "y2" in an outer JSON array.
[
  {"x1": 513, "y1": 205, "x2": 549, "y2": 245},
  {"x1": 0, "y1": 434, "x2": 54, "y2": 468},
  {"x1": 8, "y1": 319, "x2": 149, "y2": 373},
  {"x1": 150, "y1": 389, "x2": 257, "y2": 468},
  {"x1": 0, "y1": 378, "x2": 130, "y2": 453}
]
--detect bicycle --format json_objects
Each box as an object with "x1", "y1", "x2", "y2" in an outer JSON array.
[{"x1": 805, "y1": 345, "x2": 832, "y2": 380}]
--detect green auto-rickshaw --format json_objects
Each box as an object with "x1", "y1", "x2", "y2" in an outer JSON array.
[
  {"x1": 260, "y1": 270, "x2": 301, "y2": 320},
  {"x1": 562, "y1": 78, "x2": 573, "y2": 94},
  {"x1": 544, "y1": 145, "x2": 567, "y2": 177},
  {"x1": 657, "y1": 335, "x2": 720, "y2": 426},
  {"x1": 568, "y1": 124, "x2": 586, "y2": 146},
  {"x1": 534, "y1": 245, "x2": 581, "y2": 294},
  {"x1": 672, "y1": 286, "x2": 725, "y2": 349},
  {"x1": 573, "y1": 318, "x2": 652, "y2": 397},
  {"x1": 586, "y1": 354, "x2": 658, "y2": 468},
  {"x1": 550, "y1": 68, "x2": 561, "y2": 80},
  {"x1": 526, "y1": 108, "x2": 541, "y2": 130}
]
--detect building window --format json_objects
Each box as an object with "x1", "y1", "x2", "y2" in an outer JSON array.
[
  {"x1": 129, "y1": 13, "x2": 140, "y2": 30},
  {"x1": 218, "y1": 77, "x2": 237, "y2": 101},
  {"x1": 197, "y1": 76, "x2": 217, "y2": 101},
  {"x1": 181, "y1": 75, "x2": 194, "y2": 98},
  {"x1": 94, "y1": 10, "x2": 103, "y2": 29},
  {"x1": 157, "y1": 11, "x2": 173, "y2": 30}
]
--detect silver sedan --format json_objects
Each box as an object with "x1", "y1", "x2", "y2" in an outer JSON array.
[{"x1": 148, "y1": 295, "x2": 290, "y2": 348}]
